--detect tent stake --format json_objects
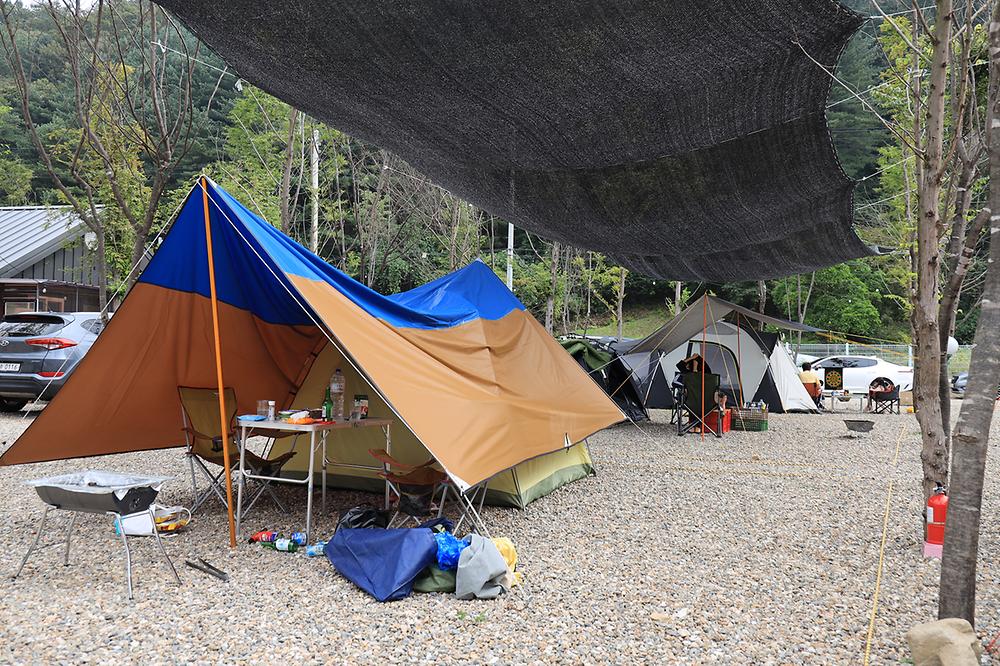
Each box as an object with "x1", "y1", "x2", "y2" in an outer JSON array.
[{"x1": 201, "y1": 177, "x2": 237, "y2": 548}]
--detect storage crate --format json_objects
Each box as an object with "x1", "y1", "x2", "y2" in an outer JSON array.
[
  {"x1": 731, "y1": 405, "x2": 768, "y2": 432},
  {"x1": 704, "y1": 408, "x2": 732, "y2": 434}
]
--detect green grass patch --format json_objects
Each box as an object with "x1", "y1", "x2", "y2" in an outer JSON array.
[{"x1": 577, "y1": 305, "x2": 670, "y2": 340}]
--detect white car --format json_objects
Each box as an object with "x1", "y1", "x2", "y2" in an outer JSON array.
[{"x1": 810, "y1": 355, "x2": 913, "y2": 393}]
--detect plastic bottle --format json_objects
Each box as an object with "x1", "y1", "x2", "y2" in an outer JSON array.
[
  {"x1": 330, "y1": 369, "x2": 345, "y2": 420},
  {"x1": 263, "y1": 538, "x2": 298, "y2": 552},
  {"x1": 248, "y1": 530, "x2": 280, "y2": 543},
  {"x1": 322, "y1": 387, "x2": 333, "y2": 420},
  {"x1": 305, "y1": 541, "x2": 328, "y2": 557}
]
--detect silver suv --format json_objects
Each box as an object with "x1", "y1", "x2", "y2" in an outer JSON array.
[{"x1": 0, "y1": 312, "x2": 106, "y2": 411}]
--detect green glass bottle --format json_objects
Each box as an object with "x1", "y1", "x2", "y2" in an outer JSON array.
[
  {"x1": 322, "y1": 386, "x2": 333, "y2": 420},
  {"x1": 262, "y1": 538, "x2": 298, "y2": 552}
]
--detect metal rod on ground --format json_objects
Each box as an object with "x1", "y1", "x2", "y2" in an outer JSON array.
[
  {"x1": 201, "y1": 176, "x2": 237, "y2": 549},
  {"x1": 506, "y1": 222, "x2": 514, "y2": 289},
  {"x1": 310, "y1": 128, "x2": 320, "y2": 253}
]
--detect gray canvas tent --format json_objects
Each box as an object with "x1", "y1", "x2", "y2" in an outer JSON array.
[{"x1": 621, "y1": 296, "x2": 820, "y2": 413}]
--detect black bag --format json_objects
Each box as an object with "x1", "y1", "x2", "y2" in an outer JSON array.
[{"x1": 336, "y1": 504, "x2": 390, "y2": 532}]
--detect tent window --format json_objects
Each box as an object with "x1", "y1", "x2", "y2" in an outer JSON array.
[{"x1": 689, "y1": 341, "x2": 740, "y2": 390}]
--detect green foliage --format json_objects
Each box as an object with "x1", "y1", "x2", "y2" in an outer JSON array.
[{"x1": 786, "y1": 262, "x2": 882, "y2": 336}]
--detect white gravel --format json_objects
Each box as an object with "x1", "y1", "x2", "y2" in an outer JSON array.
[{"x1": 0, "y1": 405, "x2": 999, "y2": 664}]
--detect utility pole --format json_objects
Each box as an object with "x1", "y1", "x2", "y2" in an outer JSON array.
[
  {"x1": 506, "y1": 222, "x2": 514, "y2": 289},
  {"x1": 310, "y1": 128, "x2": 320, "y2": 253},
  {"x1": 675, "y1": 281, "x2": 682, "y2": 315}
]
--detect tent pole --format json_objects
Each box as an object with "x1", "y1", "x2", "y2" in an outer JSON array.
[
  {"x1": 701, "y1": 295, "x2": 706, "y2": 442},
  {"x1": 736, "y1": 313, "x2": 744, "y2": 407},
  {"x1": 201, "y1": 177, "x2": 237, "y2": 549}
]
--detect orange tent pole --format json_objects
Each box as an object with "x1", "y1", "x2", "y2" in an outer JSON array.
[
  {"x1": 701, "y1": 296, "x2": 707, "y2": 441},
  {"x1": 736, "y1": 313, "x2": 744, "y2": 408},
  {"x1": 201, "y1": 177, "x2": 237, "y2": 548}
]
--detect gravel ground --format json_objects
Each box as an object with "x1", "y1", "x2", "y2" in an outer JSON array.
[{"x1": 1, "y1": 404, "x2": 999, "y2": 664}]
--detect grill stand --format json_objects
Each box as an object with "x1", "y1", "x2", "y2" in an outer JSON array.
[{"x1": 12, "y1": 505, "x2": 181, "y2": 600}]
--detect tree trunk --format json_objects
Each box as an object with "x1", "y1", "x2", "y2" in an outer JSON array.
[
  {"x1": 616, "y1": 268, "x2": 627, "y2": 340},
  {"x1": 938, "y1": 5, "x2": 1000, "y2": 625},
  {"x1": 544, "y1": 241, "x2": 559, "y2": 334},
  {"x1": 95, "y1": 227, "x2": 109, "y2": 322},
  {"x1": 756, "y1": 280, "x2": 767, "y2": 330},
  {"x1": 279, "y1": 107, "x2": 300, "y2": 234},
  {"x1": 913, "y1": 0, "x2": 953, "y2": 501}
]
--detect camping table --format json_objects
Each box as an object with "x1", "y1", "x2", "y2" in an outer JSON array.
[
  {"x1": 826, "y1": 391, "x2": 864, "y2": 413},
  {"x1": 236, "y1": 417, "x2": 392, "y2": 543}
]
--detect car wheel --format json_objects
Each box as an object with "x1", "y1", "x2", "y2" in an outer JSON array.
[{"x1": 0, "y1": 398, "x2": 28, "y2": 412}]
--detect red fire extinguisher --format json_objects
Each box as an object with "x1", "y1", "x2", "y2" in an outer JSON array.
[{"x1": 924, "y1": 482, "x2": 948, "y2": 558}]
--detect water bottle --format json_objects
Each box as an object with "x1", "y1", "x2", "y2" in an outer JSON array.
[
  {"x1": 263, "y1": 538, "x2": 298, "y2": 552},
  {"x1": 330, "y1": 369, "x2": 345, "y2": 420},
  {"x1": 291, "y1": 531, "x2": 307, "y2": 546},
  {"x1": 305, "y1": 541, "x2": 327, "y2": 557}
]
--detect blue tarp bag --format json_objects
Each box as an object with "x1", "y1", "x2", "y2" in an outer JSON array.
[{"x1": 324, "y1": 528, "x2": 437, "y2": 602}]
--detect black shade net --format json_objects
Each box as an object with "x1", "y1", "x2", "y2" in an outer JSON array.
[{"x1": 155, "y1": 0, "x2": 871, "y2": 281}]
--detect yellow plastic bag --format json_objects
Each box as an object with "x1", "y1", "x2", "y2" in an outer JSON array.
[{"x1": 492, "y1": 537, "x2": 523, "y2": 587}]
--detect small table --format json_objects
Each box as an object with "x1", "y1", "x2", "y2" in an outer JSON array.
[
  {"x1": 236, "y1": 417, "x2": 392, "y2": 543},
  {"x1": 826, "y1": 391, "x2": 864, "y2": 413}
]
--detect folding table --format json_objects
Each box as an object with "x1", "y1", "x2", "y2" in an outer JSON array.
[{"x1": 236, "y1": 417, "x2": 391, "y2": 543}]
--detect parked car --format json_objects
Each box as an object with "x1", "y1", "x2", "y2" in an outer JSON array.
[
  {"x1": 951, "y1": 372, "x2": 1000, "y2": 397},
  {"x1": 0, "y1": 312, "x2": 106, "y2": 411},
  {"x1": 953, "y1": 372, "x2": 968, "y2": 394},
  {"x1": 810, "y1": 355, "x2": 914, "y2": 394}
]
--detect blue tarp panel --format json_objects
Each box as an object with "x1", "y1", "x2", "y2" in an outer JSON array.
[
  {"x1": 324, "y1": 528, "x2": 438, "y2": 602},
  {"x1": 140, "y1": 178, "x2": 523, "y2": 329}
]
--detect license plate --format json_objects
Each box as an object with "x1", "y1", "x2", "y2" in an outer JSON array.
[{"x1": 0, "y1": 362, "x2": 20, "y2": 372}]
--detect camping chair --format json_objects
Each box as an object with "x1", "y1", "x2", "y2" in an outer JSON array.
[
  {"x1": 803, "y1": 381, "x2": 823, "y2": 407},
  {"x1": 669, "y1": 376, "x2": 685, "y2": 425},
  {"x1": 368, "y1": 449, "x2": 487, "y2": 534},
  {"x1": 676, "y1": 372, "x2": 724, "y2": 437},
  {"x1": 869, "y1": 379, "x2": 900, "y2": 414},
  {"x1": 179, "y1": 387, "x2": 297, "y2": 514}
]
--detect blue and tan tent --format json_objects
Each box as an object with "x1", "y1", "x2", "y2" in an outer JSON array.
[{"x1": 0, "y1": 178, "x2": 623, "y2": 512}]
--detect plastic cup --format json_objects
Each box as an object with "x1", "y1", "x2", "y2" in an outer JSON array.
[{"x1": 257, "y1": 400, "x2": 269, "y2": 417}]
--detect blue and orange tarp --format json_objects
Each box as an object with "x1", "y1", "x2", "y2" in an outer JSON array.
[{"x1": 0, "y1": 178, "x2": 623, "y2": 491}]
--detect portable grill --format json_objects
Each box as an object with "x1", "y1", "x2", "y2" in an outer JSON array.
[{"x1": 13, "y1": 471, "x2": 181, "y2": 599}]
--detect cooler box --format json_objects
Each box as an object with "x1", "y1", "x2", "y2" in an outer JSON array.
[{"x1": 704, "y1": 408, "x2": 732, "y2": 434}]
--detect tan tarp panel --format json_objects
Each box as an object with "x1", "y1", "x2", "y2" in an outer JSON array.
[{"x1": 289, "y1": 275, "x2": 621, "y2": 489}]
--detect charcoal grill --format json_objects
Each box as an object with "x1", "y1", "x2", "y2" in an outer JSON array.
[{"x1": 13, "y1": 471, "x2": 181, "y2": 599}]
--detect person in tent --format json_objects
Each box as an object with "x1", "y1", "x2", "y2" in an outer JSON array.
[
  {"x1": 799, "y1": 362, "x2": 823, "y2": 408},
  {"x1": 675, "y1": 353, "x2": 727, "y2": 410}
]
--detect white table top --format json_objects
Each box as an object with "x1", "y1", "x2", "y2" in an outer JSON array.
[{"x1": 237, "y1": 416, "x2": 391, "y2": 432}]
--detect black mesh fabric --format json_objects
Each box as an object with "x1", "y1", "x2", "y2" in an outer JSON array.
[{"x1": 156, "y1": 0, "x2": 870, "y2": 281}]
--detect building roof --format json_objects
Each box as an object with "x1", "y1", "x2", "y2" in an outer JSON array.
[{"x1": 0, "y1": 206, "x2": 86, "y2": 278}]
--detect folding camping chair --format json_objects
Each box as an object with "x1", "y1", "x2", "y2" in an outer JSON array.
[
  {"x1": 179, "y1": 387, "x2": 297, "y2": 514},
  {"x1": 869, "y1": 379, "x2": 900, "y2": 414},
  {"x1": 369, "y1": 448, "x2": 488, "y2": 535},
  {"x1": 803, "y1": 382, "x2": 823, "y2": 408},
  {"x1": 669, "y1": 376, "x2": 686, "y2": 425},
  {"x1": 676, "y1": 372, "x2": 724, "y2": 437}
]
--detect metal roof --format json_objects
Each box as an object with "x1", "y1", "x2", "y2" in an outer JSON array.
[{"x1": 0, "y1": 206, "x2": 86, "y2": 278}]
